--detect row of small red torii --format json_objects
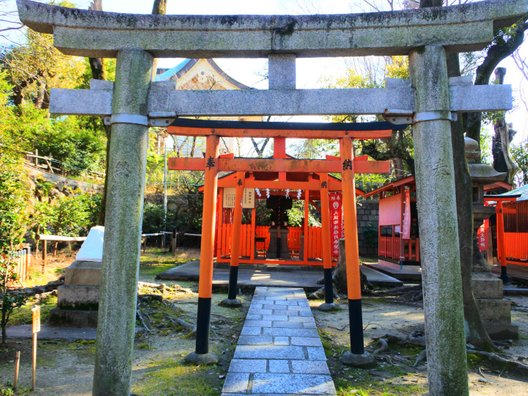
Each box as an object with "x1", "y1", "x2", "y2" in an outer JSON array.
[{"x1": 167, "y1": 118, "x2": 401, "y2": 356}]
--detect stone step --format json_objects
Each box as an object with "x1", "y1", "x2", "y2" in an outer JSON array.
[{"x1": 222, "y1": 286, "x2": 336, "y2": 396}]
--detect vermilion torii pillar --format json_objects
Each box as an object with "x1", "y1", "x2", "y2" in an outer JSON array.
[
  {"x1": 318, "y1": 173, "x2": 336, "y2": 310},
  {"x1": 185, "y1": 135, "x2": 221, "y2": 364},
  {"x1": 220, "y1": 171, "x2": 246, "y2": 307},
  {"x1": 339, "y1": 137, "x2": 375, "y2": 366}
]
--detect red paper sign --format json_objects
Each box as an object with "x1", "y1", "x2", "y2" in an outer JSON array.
[{"x1": 329, "y1": 192, "x2": 344, "y2": 257}]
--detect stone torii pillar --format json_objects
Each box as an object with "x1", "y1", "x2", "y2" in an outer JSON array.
[
  {"x1": 92, "y1": 49, "x2": 153, "y2": 396},
  {"x1": 409, "y1": 45, "x2": 468, "y2": 395}
]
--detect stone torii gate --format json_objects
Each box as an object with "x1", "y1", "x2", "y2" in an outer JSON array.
[{"x1": 16, "y1": 0, "x2": 527, "y2": 395}]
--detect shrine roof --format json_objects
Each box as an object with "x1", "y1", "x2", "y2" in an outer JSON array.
[
  {"x1": 363, "y1": 175, "x2": 415, "y2": 198},
  {"x1": 154, "y1": 58, "x2": 250, "y2": 89},
  {"x1": 491, "y1": 184, "x2": 528, "y2": 202}
]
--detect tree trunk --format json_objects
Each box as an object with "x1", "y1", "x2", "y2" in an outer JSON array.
[
  {"x1": 333, "y1": 239, "x2": 368, "y2": 294},
  {"x1": 150, "y1": 0, "x2": 167, "y2": 79},
  {"x1": 492, "y1": 68, "x2": 518, "y2": 185},
  {"x1": 448, "y1": 61, "x2": 495, "y2": 349},
  {"x1": 465, "y1": 21, "x2": 527, "y2": 146}
]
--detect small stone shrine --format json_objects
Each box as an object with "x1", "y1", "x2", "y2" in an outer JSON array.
[{"x1": 466, "y1": 138, "x2": 518, "y2": 339}]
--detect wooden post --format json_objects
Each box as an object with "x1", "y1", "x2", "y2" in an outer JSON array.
[
  {"x1": 339, "y1": 137, "x2": 374, "y2": 366},
  {"x1": 185, "y1": 135, "x2": 220, "y2": 364},
  {"x1": 41, "y1": 240, "x2": 47, "y2": 273},
  {"x1": 215, "y1": 189, "x2": 223, "y2": 258},
  {"x1": 31, "y1": 305, "x2": 40, "y2": 391},
  {"x1": 221, "y1": 171, "x2": 245, "y2": 307},
  {"x1": 496, "y1": 201, "x2": 509, "y2": 282},
  {"x1": 13, "y1": 351, "x2": 20, "y2": 391},
  {"x1": 399, "y1": 188, "x2": 405, "y2": 269},
  {"x1": 318, "y1": 174, "x2": 335, "y2": 309},
  {"x1": 303, "y1": 189, "x2": 310, "y2": 261},
  {"x1": 409, "y1": 45, "x2": 468, "y2": 395},
  {"x1": 250, "y1": 207, "x2": 256, "y2": 261},
  {"x1": 92, "y1": 49, "x2": 153, "y2": 396}
]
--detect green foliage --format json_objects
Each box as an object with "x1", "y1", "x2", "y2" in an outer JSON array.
[
  {"x1": 1, "y1": 29, "x2": 86, "y2": 108},
  {"x1": 293, "y1": 139, "x2": 338, "y2": 159},
  {"x1": 286, "y1": 200, "x2": 320, "y2": 227},
  {"x1": 143, "y1": 202, "x2": 166, "y2": 233},
  {"x1": 385, "y1": 56, "x2": 409, "y2": 79},
  {"x1": 9, "y1": 105, "x2": 106, "y2": 176},
  {"x1": 479, "y1": 127, "x2": 493, "y2": 165},
  {"x1": 355, "y1": 173, "x2": 391, "y2": 193},
  {"x1": 286, "y1": 199, "x2": 305, "y2": 227},
  {"x1": 511, "y1": 140, "x2": 528, "y2": 187},
  {"x1": 37, "y1": 192, "x2": 102, "y2": 237},
  {"x1": 0, "y1": 255, "x2": 28, "y2": 344},
  {"x1": 325, "y1": 58, "x2": 415, "y2": 182},
  {"x1": 0, "y1": 150, "x2": 30, "y2": 251}
]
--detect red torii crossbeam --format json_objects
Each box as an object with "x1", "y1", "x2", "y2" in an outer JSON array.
[{"x1": 168, "y1": 156, "x2": 390, "y2": 174}]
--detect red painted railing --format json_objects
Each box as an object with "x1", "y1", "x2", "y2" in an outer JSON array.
[{"x1": 215, "y1": 224, "x2": 323, "y2": 263}]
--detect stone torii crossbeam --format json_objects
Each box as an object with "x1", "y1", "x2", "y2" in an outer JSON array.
[{"x1": 16, "y1": 0, "x2": 528, "y2": 395}]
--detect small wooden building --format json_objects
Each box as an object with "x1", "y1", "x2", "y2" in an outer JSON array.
[
  {"x1": 485, "y1": 185, "x2": 528, "y2": 267},
  {"x1": 363, "y1": 176, "x2": 420, "y2": 263}
]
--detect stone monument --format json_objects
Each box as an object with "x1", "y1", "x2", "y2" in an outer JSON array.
[{"x1": 49, "y1": 226, "x2": 104, "y2": 327}]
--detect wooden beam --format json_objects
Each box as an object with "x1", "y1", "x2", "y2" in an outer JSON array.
[{"x1": 168, "y1": 157, "x2": 390, "y2": 174}]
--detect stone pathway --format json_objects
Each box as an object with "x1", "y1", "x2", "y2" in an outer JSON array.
[{"x1": 222, "y1": 287, "x2": 336, "y2": 396}]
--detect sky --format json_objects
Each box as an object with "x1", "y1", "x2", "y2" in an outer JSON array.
[{"x1": 2, "y1": 0, "x2": 527, "y2": 145}]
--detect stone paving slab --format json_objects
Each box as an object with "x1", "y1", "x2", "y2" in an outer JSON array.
[
  {"x1": 222, "y1": 286, "x2": 336, "y2": 396},
  {"x1": 158, "y1": 260, "x2": 402, "y2": 288}
]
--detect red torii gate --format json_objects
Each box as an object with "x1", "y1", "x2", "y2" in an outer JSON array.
[{"x1": 167, "y1": 118, "x2": 402, "y2": 358}]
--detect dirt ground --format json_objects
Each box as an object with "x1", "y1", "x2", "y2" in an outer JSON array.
[
  {"x1": 1, "y1": 250, "x2": 527, "y2": 395},
  {"x1": 311, "y1": 295, "x2": 528, "y2": 396}
]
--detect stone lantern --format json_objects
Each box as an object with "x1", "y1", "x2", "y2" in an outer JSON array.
[{"x1": 465, "y1": 137, "x2": 518, "y2": 339}]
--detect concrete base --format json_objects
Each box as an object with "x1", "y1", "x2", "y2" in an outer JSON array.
[
  {"x1": 472, "y1": 272, "x2": 518, "y2": 340},
  {"x1": 57, "y1": 285, "x2": 99, "y2": 308},
  {"x1": 49, "y1": 308, "x2": 98, "y2": 327},
  {"x1": 54, "y1": 259, "x2": 102, "y2": 327},
  {"x1": 341, "y1": 351, "x2": 376, "y2": 368},
  {"x1": 219, "y1": 298, "x2": 242, "y2": 308},
  {"x1": 64, "y1": 260, "x2": 102, "y2": 285},
  {"x1": 317, "y1": 302, "x2": 340, "y2": 312},
  {"x1": 184, "y1": 352, "x2": 218, "y2": 365}
]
